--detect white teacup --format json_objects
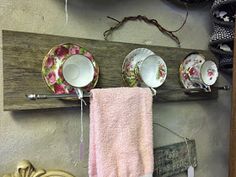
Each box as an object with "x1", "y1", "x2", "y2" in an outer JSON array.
[
  {"x1": 187, "y1": 60, "x2": 218, "y2": 88},
  {"x1": 139, "y1": 55, "x2": 167, "y2": 94},
  {"x1": 62, "y1": 54, "x2": 95, "y2": 99}
]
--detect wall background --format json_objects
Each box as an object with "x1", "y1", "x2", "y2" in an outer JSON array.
[{"x1": 0, "y1": 0, "x2": 231, "y2": 177}]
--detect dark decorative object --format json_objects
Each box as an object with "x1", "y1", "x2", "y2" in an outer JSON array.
[
  {"x1": 153, "y1": 140, "x2": 197, "y2": 177},
  {"x1": 229, "y1": 24, "x2": 236, "y2": 177},
  {"x1": 168, "y1": 0, "x2": 212, "y2": 5},
  {"x1": 178, "y1": 0, "x2": 210, "y2": 3},
  {"x1": 212, "y1": 0, "x2": 236, "y2": 27},
  {"x1": 209, "y1": 0, "x2": 236, "y2": 71},
  {"x1": 103, "y1": 13, "x2": 188, "y2": 47}
]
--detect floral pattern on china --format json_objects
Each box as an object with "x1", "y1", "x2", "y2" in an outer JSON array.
[
  {"x1": 122, "y1": 48, "x2": 155, "y2": 87},
  {"x1": 42, "y1": 43, "x2": 99, "y2": 94},
  {"x1": 207, "y1": 68, "x2": 216, "y2": 80},
  {"x1": 156, "y1": 63, "x2": 166, "y2": 81},
  {"x1": 179, "y1": 53, "x2": 210, "y2": 89},
  {"x1": 179, "y1": 53, "x2": 218, "y2": 91}
]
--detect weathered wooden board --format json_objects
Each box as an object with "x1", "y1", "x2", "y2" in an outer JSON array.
[
  {"x1": 153, "y1": 140, "x2": 197, "y2": 177},
  {"x1": 3, "y1": 30, "x2": 218, "y2": 111}
]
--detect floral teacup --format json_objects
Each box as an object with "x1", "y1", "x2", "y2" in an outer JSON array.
[
  {"x1": 62, "y1": 54, "x2": 95, "y2": 99},
  {"x1": 187, "y1": 60, "x2": 218, "y2": 87},
  {"x1": 139, "y1": 55, "x2": 167, "y2": 94},
  {"x1": 42, "y1": 43, "x2": 99, "y2": 96}
]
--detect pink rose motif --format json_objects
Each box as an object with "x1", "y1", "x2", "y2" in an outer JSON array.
[
  {"x1": 183, "y1": 73, "x2": 188, "y2": 80},
  {"x1": 84, "y1": 51, "x2": 93, "y2": 60},
  {"x1": 69, "y1": 46, "x2": 80, "y2": 54},
  {"x1": 54, "y1": 84, "x2": 66, "y2": 94},
  {"x1": 46, "y1": 56, "x2": 54, "y2": 68},
  {"x1": 55, "y1": 46, "x2": 69, "y2": 59},
  {"x1": 64, "y1": 81, "x2": 70, "y2": 86},
  {"x1": 69, "y1": 88, "x2": 76, "y2": 94},
  {"x1": 208, "y1": 69, "x2": 214, "y2": 77},
  {"x1": 159, "y1": 70, "x2": 165, "y2": 78},
  {"x1": 189, "y1": 67, "x2": 198, "y2": 77},
  {"x1": 93, "y1": 70, "x2": 98, "y2": 77},
  {"x1": 46, "y1": 71, "x2": 56, "y2": 85},
  {"x1": 58, "y1": 67, "x2": 64, "y2": 79},
  {"x1": 126, "y1": 63, "x2": 132, "y2": 70}
]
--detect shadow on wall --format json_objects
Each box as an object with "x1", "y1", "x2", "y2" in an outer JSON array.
[
  {"x1": 161, "y1": 0, "x2": 213, "y2": 8},
  {"x1": 52, "y1": 0, "x2": 212, "y2": 24},
  {"x1": 53, "y1": 0, "x2": 136, "y2": 11},
  {"x1": 10, "y1": 106, "x2": 89, "y2": 122},
  {"x1": 54, "y1": 0, "x2": 212, "y2": 9}
]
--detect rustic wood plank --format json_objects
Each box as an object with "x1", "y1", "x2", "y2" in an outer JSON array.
[
  {"x1": 3, "y1": 30, "x2": 218, "y2": 111},
  {"x1": 229, "y1": 23, "x2": 236, "y2": 177}
]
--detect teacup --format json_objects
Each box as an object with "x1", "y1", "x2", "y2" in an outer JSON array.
[
  {"x1": 187, "y1": 60, "x2": 218, "y2": 88},
  {"x1": 139, "y1": 55, "x2": 167, "y2": 94},
  {"x1": 62, "y1": 54, "x2": 95, "y2": 99}
]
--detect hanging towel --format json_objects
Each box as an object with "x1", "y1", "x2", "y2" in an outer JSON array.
[{"x1": 89, "y1": 87, "x2": 154, "y2": 177}]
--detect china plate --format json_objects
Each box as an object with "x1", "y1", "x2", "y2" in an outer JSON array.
[
  {"x1": 179, "y1": 53, "x2": 210, "y2": 90},
  {"x1": 122, "y1": 48, "x2": 155, "y2": 87},
  {"x1": 42, "y1": 43, "x2": 99, "y2": 94}
]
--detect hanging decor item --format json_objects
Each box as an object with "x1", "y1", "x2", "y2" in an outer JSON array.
[
  {"x1": 122, "y1": 48, "x2": 167, "y2": 90},
  {"x1": 42, "y1": 43, "x2": 99, "y2": 95},
  {"x1": 209, "y1": 0, "x2": 236, "y2": 71},
  {"x1": 179, "y1": 52, "x2": 219, "y2": 92},
  {"x1": 211, "y1": 0, "x2": 235, "y2": 26},
  {"x1": 62, "y1": 53, "x2": 96, "y2": 160},
  {"x1": 122, "y1": 48, "x2": 155, "y2": 87},
  {"x1": 153, "y1": 140, "x2": 197, "y2": 177},
  {"x1": 103, "y1": 13, "x2": 189, "y2": 47},
  {"x1": 176, "y1": 0, "x2": 210, "y2": 3},
  {"x1": 42, "y1": 43, "x2": 99, "y2": 161},
  {"x1": 153, "y1": 122, "x2": 198, "y2": 177}
]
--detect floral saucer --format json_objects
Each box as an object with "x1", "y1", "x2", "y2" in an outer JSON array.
[
  {"x1": 122, "y1": 48, "x2": 155, "y2": 87},
  {"x1": 179, "y1": 53, "x2": 210, "y2": 90},
  {"x1": 42, "y1": 43, "x2": 99, "y2": 94}
]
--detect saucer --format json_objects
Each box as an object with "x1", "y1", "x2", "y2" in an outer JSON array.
[
  {"x1": 181, "y1": 53, "x2": 205, "y2": 70},
  {"x1": 122, "y1": 48, "x2": 155, "y2": 87},
  {"x1": 42, "y1": 43, "x2": 99, "y2": 94},
  {"x1": 179, "y1": 53, "x2": 210, "y2": 90}
]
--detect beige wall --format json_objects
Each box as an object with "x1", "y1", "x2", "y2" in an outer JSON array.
[{"x1": 0, "y1": 0, "x2": 231, "y2": 177}]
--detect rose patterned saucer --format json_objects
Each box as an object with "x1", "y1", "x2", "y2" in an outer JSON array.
[
  {"x1": 179, "y1": 53, "x2": 210, "y2": 90},
  {"x1": 122, "y1": 48, "x2": 155, "y2": 87},
  {"x1": 42, "y1": 43, "x2": 99, "y2": 94}
]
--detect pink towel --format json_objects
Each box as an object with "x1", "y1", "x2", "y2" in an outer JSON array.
[{"x1": 89, "y1": 87, "x2": 154, "y2": 177}]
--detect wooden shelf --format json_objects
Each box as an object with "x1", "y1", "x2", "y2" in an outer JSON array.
[{"x1": 3, "y1": 30, "x2": 218, "y2": 111}]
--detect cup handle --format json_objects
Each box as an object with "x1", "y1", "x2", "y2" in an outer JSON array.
[
  {"x1": 200, "y1": 84, "x2": 211, "y2": 92},
  {"x1": 75, "y1": 88, "x2": 83, "y2": 99},
  {"x1": 150, "y1": 87, "x2": 157, "y2": 96}
]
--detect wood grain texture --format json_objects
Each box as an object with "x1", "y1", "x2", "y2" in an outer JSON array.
[
  {"x1": 229, "y1": 23, "x2": 236, "y2": 177},
  {"x1": 3, "y1": 30, "x2": 218, "y2": 111}
]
